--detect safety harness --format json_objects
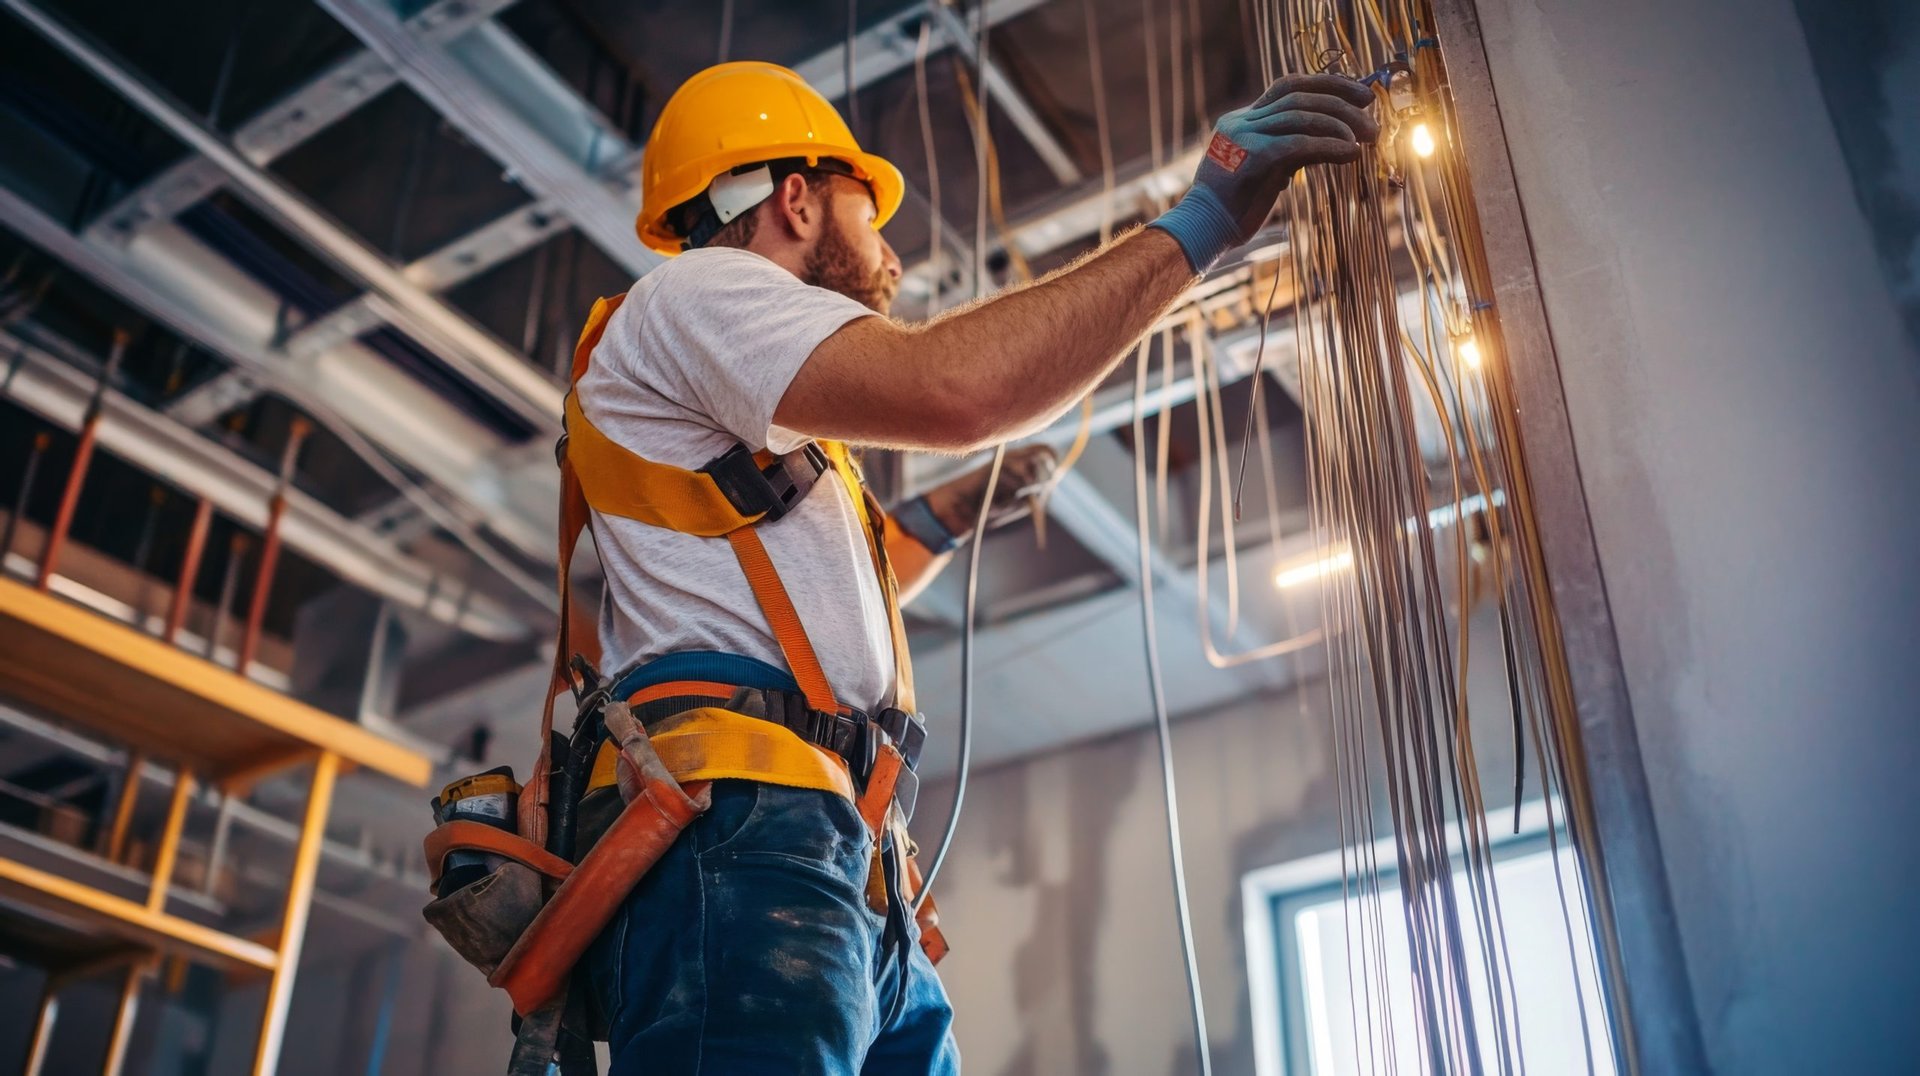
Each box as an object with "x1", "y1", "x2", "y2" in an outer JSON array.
[{"x1": 421, "y1": 294, "x2": 945, "y2": 1074}]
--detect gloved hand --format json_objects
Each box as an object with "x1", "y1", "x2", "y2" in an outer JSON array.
[{"x1": 1150, "y1": 73, "x2": 1380, "y2": 273}]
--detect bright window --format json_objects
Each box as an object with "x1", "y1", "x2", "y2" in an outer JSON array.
[{"x1": 1244, "y1": 809, "x2": 1618, "y2": 1076}]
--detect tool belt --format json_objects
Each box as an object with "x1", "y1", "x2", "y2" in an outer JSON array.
[
  {"x1": 417, "y1": 293, "x2": 946, "y2": 1074},
  {"x1": 420, "y1": 664, "x2": 945, "y2": 1074},
  {"x1": 588, "y1": 658, "x2": 928, "y2": 826}
]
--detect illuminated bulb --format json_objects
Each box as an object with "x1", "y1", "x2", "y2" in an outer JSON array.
[
  {"x1": 1410, "y1": 122, "x2": 1437, "y2": 159},
  {"x1": 1274, "y1": 550, "x2": 1354, "y2": 589},
  {"x1": 1457, "y1": 337, "x2": 1482, "y2": 369}
]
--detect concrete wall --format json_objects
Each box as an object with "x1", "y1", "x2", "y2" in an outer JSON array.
[
  {"x1": 1467, "y1": 0, "x2": 1920, "y2": 1071},
  {"x1": 928, "y1": 605, "x2": 1532, "y2": 1076},
  {"x1": 931, "y1": 681, "x2": 1348, "y2": 1076}
]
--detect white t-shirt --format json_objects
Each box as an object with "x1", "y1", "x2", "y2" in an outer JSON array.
[{"x1": 575, "y1": 247, "x2": 896, "y2": 712}]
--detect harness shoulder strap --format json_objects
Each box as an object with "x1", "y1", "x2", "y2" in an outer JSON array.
[
  {"x1": 821, "y1": 445, "x2": 917, "y2": 714},
  {"x1": 560, "y1": 295, "x2": 841, "y2": 716}
]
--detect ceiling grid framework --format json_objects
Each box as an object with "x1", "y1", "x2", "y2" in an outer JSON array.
[{"x1": 0, "y1": 0, "x2": 1341, "y2": 757}]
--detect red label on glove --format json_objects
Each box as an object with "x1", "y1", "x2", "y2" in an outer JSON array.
[{"x1": 1206, "y1": 132, "x2": 1249, "y2": 173}]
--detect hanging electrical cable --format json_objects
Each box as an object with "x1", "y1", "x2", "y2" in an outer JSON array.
[
  {"x1": 1132, "y1": 337, "x2": 1213, "y2": 1076},
  {"x1": 917, "y1": 0, "x2": 1006, "y2": 916},
  {"x1": 914, "y1": 446, "x2": 999, "y2": 909},
  {"x1": 1219, "y1": 0, "x2": 1629, "y2": 1070}
]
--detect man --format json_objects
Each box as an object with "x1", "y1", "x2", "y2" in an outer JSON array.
[{"x1": 574, "y1": 60, "x2": 1376, "y2": 1075}]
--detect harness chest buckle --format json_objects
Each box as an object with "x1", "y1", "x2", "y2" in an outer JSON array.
[{"x1": 700, "y1": 442, "x2": 830, "y2": 521}]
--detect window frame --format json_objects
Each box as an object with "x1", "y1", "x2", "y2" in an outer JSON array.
[{"x1": 1241, "y1": 801, "x2": 1585, "y2": 1076}]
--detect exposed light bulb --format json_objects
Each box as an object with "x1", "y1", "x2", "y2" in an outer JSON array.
[
  {"x1": 1410, "y1": 122, "x2": 1437, "y2": 159},
  {"x1": 1274, "y1": 550, "x2": 1354, "y2": 589},
  {"x1": 1457, "y1": 336, "x2": 1482, "y2": 369}
]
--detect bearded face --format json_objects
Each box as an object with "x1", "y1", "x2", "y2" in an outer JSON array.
[{"x1": 800, "y1": 183, "x2": 899, "y2": 315}]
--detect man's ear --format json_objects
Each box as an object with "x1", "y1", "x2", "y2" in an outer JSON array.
[{"x1": 770, "y1": 172, "x2": 822, "y2": 241}]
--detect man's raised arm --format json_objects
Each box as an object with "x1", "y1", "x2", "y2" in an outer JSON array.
[{"x1": 775, "y1": 73, "x2": 1379, "y2": 453}]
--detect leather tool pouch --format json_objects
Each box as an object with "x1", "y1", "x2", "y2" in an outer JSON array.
[{"x1": 421, "y1": 697, "x2": 711, "y2": 1021}]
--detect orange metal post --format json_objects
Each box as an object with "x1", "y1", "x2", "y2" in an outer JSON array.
[
  {"x1": 237, "y1": 418, "x2": 310, "y2": 676},
  {"x1": 164, "y1": 499, "x2": 215, "y2": 645},
  {"x1": 35, "y1": 330, "x2": 128, "y2": 591}
]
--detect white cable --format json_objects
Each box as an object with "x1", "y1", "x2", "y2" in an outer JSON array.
[
  {"x1": 1133, "y1": 340, "x2": 1214, "y2": 1076},
  {"x1": 917, "y1": 0, "x2": 998, "y2": 910},
  {"x1": 916, "y1": 444, "x2": 1002, "y2": 908}
]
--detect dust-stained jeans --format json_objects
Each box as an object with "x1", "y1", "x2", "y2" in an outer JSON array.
[{"x1": 585, "y1": 781, "x2": 960, "y2": 1075}]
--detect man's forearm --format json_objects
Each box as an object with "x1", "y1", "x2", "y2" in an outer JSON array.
[
  {"x1": 780, "y1": 227, "x2": 1195, "y2": 452},
  {"x1": 907, "y1": 227, "x2": 1196, "y2": 445}
]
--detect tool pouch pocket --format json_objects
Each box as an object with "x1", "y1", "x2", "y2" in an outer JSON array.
[
  {"x1": 422, "y1": 861, "x2": 546, "y2": 977},
  {"x1": 421, "y1": 699, "x2": 711, "y2": 1019}
]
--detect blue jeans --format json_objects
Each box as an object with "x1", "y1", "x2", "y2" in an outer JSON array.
[{"x1": 586, "y1": 781, "x2": 960, "y2": 1075}]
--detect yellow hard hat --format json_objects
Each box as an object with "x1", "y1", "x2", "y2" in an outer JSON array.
[{"x1": 637, "y1": 61, "x2": 905, "y2": 255}]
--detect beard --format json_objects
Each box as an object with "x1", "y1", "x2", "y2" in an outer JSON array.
[{"x1": 801, "y1": 216, "x2": 897, "y2": 315}]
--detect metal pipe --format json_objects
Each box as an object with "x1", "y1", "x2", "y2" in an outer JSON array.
[
  {"x1": 2, "y1": 429, "x2": 50, "y2": 564},
  {"x1": 208, "y1": 532, "x2": 248, "y2": 663},
  {"x1": 35, "y1": 329, "x2": 127, "y2": 589},
  {"x1": 131, "y1": 484, "x2": 166, "y2": 617},
  {"x1": 166, "y1": 497, "x2": 215, "y2": 644},
  {"x1": 238, "y1": 417, "x2": 311, "y2": 675},
  {"x1": 925, "y1": 1, "x2": 1083, "y2": 186},
  {"x1": 0, "y1": 0, "x2": 562, "y2": 430}
]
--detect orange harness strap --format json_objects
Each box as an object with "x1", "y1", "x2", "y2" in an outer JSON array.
[{"x1": 724, "y1": 526, "x2": 839, "y2": 713}]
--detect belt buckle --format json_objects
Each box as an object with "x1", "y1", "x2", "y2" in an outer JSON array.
[
  {"x1": 875, "y1": 707, "x2": 927, "y2": 771},
  {"x1": 858, "y1": 715, "x2": 896, "y2": 787}
]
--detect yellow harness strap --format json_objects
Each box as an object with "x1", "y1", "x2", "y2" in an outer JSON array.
[
  {"x1": 559, "y1": 294, "x2": 917, "y2": 799},
  {"x1": 824, "y1": 445, "x2": 917, "y2": 714}
]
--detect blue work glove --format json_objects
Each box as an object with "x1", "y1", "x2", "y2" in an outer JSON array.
[{"x1": 1150, "y1": 73, "x2": 1380, "y2": 273}]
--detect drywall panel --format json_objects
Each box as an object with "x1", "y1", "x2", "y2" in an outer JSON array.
[{"x1": 1467, "y1": 0, "x2": 1920, "y2": 1070}]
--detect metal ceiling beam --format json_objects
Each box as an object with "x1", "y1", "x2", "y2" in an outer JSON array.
[
  {"x1": 925, "y1": 1, "x2": 1083, "y2": 186},
  {"x1": 81, "y1": 0, "x2": 521, "y2": 248},
  {"x1": 170, "y1": 200, "x2": 570, "y2": 426},
  {"x1": 0, "y1": 177, "x2": 551, "y2": 564},
  {"x1": 315, "y1": 0, "x2": 661, "y2": 278},
  {"x1": 3, "y1": 0, "x2": 564, "y2": 431},
  {"x1": 0, "y1": 336, "x2": 527, "y2": 641},
  {"x1": 793, "y1": 0, "x2": 1058, "y2": 101}
]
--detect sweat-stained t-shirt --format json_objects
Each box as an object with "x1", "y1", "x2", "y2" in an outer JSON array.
[{"x1": 574, "y1": 247, "x2": 897, "y2": 713}]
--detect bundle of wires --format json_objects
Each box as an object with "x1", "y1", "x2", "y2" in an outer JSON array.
[
  {"x1": 1231, "y1": 0, "x2": 1618, "y2": 1071},
  {"x1": 913, "y1": 1, "x2": 1624, "y2": 1073}
]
